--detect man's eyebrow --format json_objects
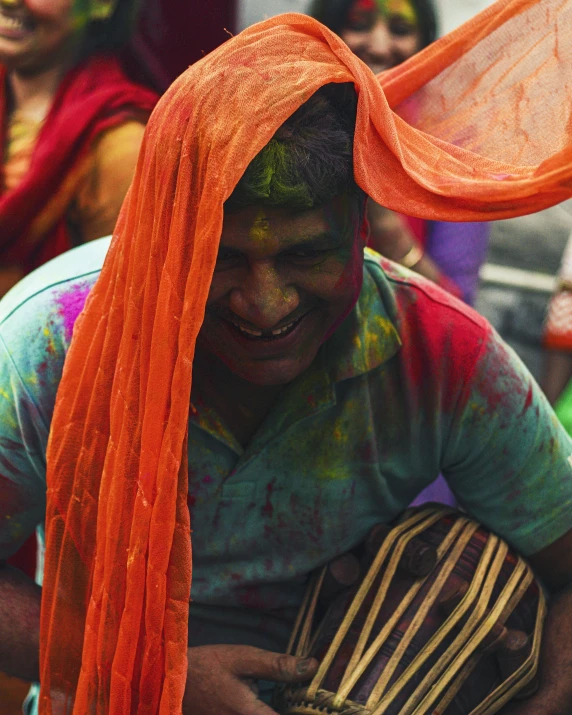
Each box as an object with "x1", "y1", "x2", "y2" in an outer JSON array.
[
  {"x1": 216, "y1": 232, "x2": 344, "y2": 254},
  {"x1": 280, "y1": 231, "x2": 344, "y2": 249}
]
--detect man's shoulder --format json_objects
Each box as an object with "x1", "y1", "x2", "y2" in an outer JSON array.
[
  {"x1": 364, "y1": 248, "x2": 490, "y2": 343},
  {"x1": 0, "y1": 237, "x2": 109, "y2": 333},
  {"x1": 363, "y1": 249, "x2": 492, "y2": 384}
]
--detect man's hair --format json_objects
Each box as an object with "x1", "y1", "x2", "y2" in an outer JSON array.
[
  {"x1": 226, "y1": 83, "x2": 362, "y2": 212},
  {"x1": 310, "y1": 0, "x2": 438, "y2": 50}
]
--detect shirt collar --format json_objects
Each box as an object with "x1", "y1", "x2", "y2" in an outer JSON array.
[
  {"x1": 189, "y1": 253, "x2": 402, "y2": 455},
  {"x1": 326, "y1": 253, "x2": 402, "y2": 383}
]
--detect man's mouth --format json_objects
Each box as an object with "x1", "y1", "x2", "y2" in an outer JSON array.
[{"x1": 225, "y1": 314, "x2": 306, "y2": 341}]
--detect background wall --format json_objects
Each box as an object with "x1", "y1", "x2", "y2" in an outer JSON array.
[{"x1": 238, "y1": 0, "x2": 498, "y2": 33}]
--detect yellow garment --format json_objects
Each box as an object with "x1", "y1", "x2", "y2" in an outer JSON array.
[{"x1": 3, "y1": 117, "x2": 146, "y2": 243}]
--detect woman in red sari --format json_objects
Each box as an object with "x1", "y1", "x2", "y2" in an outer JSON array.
[
  {"x1": 0, "y1": 0, "x2": 157, "y2": 297},
  {"x1": 0, "y1": 3, "x2": 157, "y2": 708}
]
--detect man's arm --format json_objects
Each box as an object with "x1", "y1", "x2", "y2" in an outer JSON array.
[
  {"x1": 438, "y1": 323, "x2": 572, "y2": 712},
  {"x1": 0, "y1": 561, "x2": 41, "y2": 682},
  {"x1": 507, "y1": 529, "x2": 572, "y2": 715}
]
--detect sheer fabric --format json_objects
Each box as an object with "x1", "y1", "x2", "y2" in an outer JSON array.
[{"x1": 40, "y1": 2, "x2": 572, "y2": 713}]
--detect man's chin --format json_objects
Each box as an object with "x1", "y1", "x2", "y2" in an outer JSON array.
[{"x1": 221, "y1": 355, "x2": 315, "y2": 387}]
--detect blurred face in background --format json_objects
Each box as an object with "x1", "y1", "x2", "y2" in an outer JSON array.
[
  {"x1": 0, "y1": 0, "x2": 93, "y2": 73},
  {"x1": 341, "y1": 0, "x2": 422, "y2": 74}
]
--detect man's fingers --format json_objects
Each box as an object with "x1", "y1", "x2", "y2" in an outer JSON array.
[{"x1": 226, "y1": 646, "x2": 318, "y2": 683}]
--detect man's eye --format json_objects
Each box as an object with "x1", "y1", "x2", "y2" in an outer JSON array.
[
  {"x1": 216, "y1": 251, "x2": 239, "y2": 261},
  {"x1": 284, "y1": 249, "x2": 329, "y2": 261},
  {"x1": 214, "y1": 252, "x2": 242, "y2": 270}
]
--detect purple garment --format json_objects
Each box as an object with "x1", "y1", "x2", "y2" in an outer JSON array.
[
  {"x1": 426, "y1": 221, "x2": 490, "y2": 306},
  {"x1": 411, "y1": 221, "x2": 489, "y2": 508},
  {"x1": 411, "y1": 474, "x2": 457, "y2": 507}
]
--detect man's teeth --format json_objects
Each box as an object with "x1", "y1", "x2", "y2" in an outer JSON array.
[
  {"x1": 238, "y1": 325, "x2": 263, "y2": 337},
  {"x1": 234, "y1": 317, "x2": 298, "y2": 337},
  {"x1": 271, "y1": 319, "x2": 297, "y2": 336}
]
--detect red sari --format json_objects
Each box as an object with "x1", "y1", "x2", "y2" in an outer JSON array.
[{"x1": 0, "y1": 54, "x2": 157, "y2": 274}]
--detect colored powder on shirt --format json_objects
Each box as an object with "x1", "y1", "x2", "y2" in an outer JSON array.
[{"x1": 55, "y1": 281, "x2": 92, "y2": 342}]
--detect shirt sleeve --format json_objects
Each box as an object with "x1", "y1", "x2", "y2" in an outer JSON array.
[
  {"x1": 0, "y1": 335, "x2": 48, "y2": 560},
  {"x1": 443, "y1": 325, "x2": 572, "y2": 556}
]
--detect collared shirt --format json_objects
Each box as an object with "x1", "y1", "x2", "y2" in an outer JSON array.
[{"x1": 1, "y1": 238, "x2": 572, "y2": 686}]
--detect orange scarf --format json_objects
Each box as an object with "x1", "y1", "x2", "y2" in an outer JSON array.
[{"x1": 40, "y1": 2, "x2": 572, "y2": 712}]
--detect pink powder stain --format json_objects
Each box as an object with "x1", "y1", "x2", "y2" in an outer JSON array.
[
  {"x1": 262, "y1": 478, "x2": 276, "y2": 518},
  {"x1": 55, "y1": 282, "x2": 92, "y2": 342}
]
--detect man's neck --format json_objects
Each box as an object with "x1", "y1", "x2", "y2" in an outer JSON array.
[{"x1": 193, "y1": 350, "x2": 287, "y2": 448}]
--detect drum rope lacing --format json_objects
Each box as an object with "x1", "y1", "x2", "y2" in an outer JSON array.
[{"x1": 283, "y1": 506, "x2": 546, "y2": 715}]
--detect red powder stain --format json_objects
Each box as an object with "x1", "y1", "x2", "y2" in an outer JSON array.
[
  {"x1": 55, "y1": 282, "x2": 92, "y2": 342},
  {"x1": 203, "y1": 475, "x2": 213, "y2": 484},
  {"x1": 520, "y1": 384, "x2": 533, "y2": 415},
  {"x1": 262, "y1": 478, "x2": 276, "y2": 518}
]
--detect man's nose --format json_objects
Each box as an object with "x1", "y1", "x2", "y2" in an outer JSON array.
[{"x1": 228, "y1": 262, "x2": 299, "y2": 329}]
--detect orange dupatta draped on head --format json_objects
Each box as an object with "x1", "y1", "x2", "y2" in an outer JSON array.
[{"x1": 40, "y1": 1, "x2": 572, "y2": 712}]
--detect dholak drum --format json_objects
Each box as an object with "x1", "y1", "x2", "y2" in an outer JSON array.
[{"x1": 275, "y1": 506, "x2": 546, "y2": 715}]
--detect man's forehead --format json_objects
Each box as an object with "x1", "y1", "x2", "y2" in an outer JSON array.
[{"x1": 221, "y1": 198, "x2": 358, "y2": 247}]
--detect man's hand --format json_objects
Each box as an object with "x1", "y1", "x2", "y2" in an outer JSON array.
[{"x1": 183, "y1": 644, "x2": 318, "y2": 715}]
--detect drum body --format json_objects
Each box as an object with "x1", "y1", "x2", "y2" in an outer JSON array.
[{"x1": 275, "y1": 506, "x2": 546, "y2": 715}]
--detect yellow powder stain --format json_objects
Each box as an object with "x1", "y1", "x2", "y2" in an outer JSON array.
[
  {"x1": 380, "y1": 0, "x2": 418, "y2": 24},
  {"x1": 25, "y1": 373, "x2": 38, "y2": 387},
  {"x1": 360, "y1": 314, "x2": 394, "y2": 360},
  {"x1": 249, "y1": 209, "x2": 271, "y2": 244},
  {"x1": 469, "y1": 401, "x2": 486, "y2": 417}
]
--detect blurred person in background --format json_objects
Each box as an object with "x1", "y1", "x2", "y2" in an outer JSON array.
[
  {"x1": 310, "y1": 0, "x2": 490, "y2": 307},
  {"x1": 0, "y1": 1, "x2": 157, "y2": 709},
  {"x1": 542, "y1": 231, "x2": 572, "y2": 432},
  {"x1": 0, "y1": 0, "x2": 158, "y2": 298}
]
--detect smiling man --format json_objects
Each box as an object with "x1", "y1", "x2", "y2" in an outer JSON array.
[{"x1": 2, "y1": 7, "x2": 572, "y2": 715}]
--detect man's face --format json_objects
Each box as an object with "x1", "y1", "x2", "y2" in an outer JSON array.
[{"x1": 196, "y1": 195, "x2": 365, "y2": 387}]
